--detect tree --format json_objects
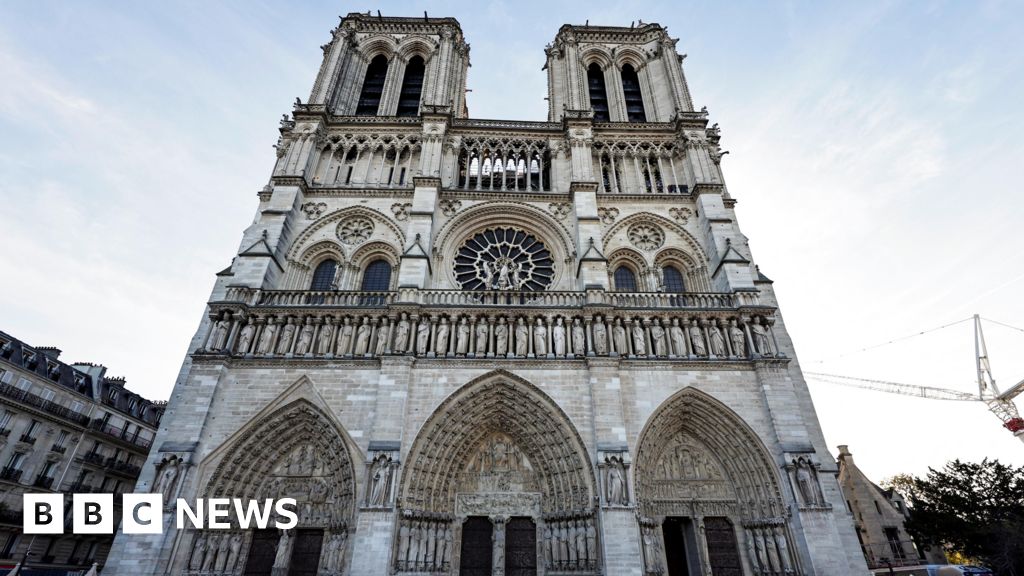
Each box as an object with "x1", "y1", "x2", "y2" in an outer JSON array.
[{"x1": 900, "y1": 459, "x2": 1024, "y2": 576}]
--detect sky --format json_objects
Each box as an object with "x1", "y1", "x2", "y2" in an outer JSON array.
[{"x1": 1, "y1": 1, "x2": 1022, "y2": 483}]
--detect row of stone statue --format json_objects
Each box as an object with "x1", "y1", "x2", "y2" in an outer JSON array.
[
  {"x1": 204, "y1": 310, "x2": 780, "y2": 360},
  {"x1": 543, "y1": 516, "x2": 599, "y2": 571},
  {"x1": 744, "y1": 525, "x2": 796, "y2": 576},
  {"x1": 395, "y1": 516, "x2": 453, "y2": 572},
  {"x1": 187, "y1": 531, "x2": 243, "y2": 575}
]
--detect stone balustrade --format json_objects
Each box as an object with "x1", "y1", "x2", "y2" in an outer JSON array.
[{"x1": 199, "y1": 288, "x2": 782, "y2": 362}]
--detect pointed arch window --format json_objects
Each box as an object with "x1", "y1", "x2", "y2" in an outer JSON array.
[
  {"x1": 361, "y1": 259, "x2": 392, "y2": 291},
  {"x1": 587, "y1": 63, "x2": 609, "y2": 122},
  {"x1": 310, "y1": 259, "x2": 338, "y2": 291},
  {"x1": 613, "y1": 266, "x2": 638, "y2": 292},
  {"x1": 356, "y1": 55, "x2": 389, "y2": 116},
  {"x1": 397, "y1": 55, "x2": 425, "y2": 117},
  {"x1": 621, "y1": 63, "x2": 646, "y2": 122}
]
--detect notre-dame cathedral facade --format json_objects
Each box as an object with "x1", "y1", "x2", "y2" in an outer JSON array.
[{"x1": 106, "y1": 13, "x2": 868, "y2": 576}]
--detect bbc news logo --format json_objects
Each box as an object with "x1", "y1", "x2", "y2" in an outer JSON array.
[{"x1": 24, "y1": 494, "x2": 298, "y2": 534}]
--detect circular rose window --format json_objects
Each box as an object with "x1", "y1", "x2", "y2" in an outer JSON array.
[{"x1": 454, "y1": 227, "x2": 555, "y2": 291}]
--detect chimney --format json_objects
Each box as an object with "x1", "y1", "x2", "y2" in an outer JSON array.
[{"x1": 37, "y1": 347, "x2": 62, "y2": 360}]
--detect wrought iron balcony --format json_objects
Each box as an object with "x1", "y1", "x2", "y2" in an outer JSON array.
[
  {"x1": 0, "y1": 382, "x2": 90, "y2": 425},
  {"x1": 18, "y1": 434, "x2": 36, "y2": 445},
  {"x1": 0, "y1": 467, "x2": 23, "y2": 482},
  {"x1": 32, "y1": 475, "x2": 54, "y2": 489}
]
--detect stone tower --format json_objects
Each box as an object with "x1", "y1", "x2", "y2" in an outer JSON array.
[{"x1": 105, "y1": 13, "x2": 869, "y2": 576}]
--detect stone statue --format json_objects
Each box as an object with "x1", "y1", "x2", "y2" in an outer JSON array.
[
  {"x1": 708, "y1": 320, "x2": 726, "y2": 357},
  {"x1": 435, "y1": 318, "x2": 450, "y2": 355},
  {"x1": 369, "y1": 456, "x2": 390, "y2": 506},
  {"x1": 795, "y1": 458, "x2": 822, "y2": 506},
  {"x1": 729, "y1": 319, "x2": 746, "y2": 356},
  {"x1": 481, "y1": 261, "x2": 494, "y2": 289},
  {"x1": 642, "y1": 525, "x2": 662, "y2": 573},
  {"x1": 650, "y1": 320, "x2": 667, "y2": 356},
  {"x1": 153, "y1": 459, "x2": 179, "y2": 496},
  {"x1": 575, "y1": 520, "x2": 587, "y2": 565},
  {"x1": 534, "y1": 318, "x2": 548, "y2": 355},
  {"x1": 275, "y1": 319, "x2": 295, "y2": 355},
  {"x1": 751, "y1": 318, "x2": 773, "y2": 356},
  {"x1": 397, "y1": 521, "x2": 411, "y2": 569},
  {"x1": 236, "y1": 321, "x2": 255, "y2": 354},
  {"x1": 515, "y1": 318, "x2": 529, "y2": 356},
  {"x1": 552, "y1": 317, "x2": 566, "y2": 356},
  {"x1": 746, "y1": 530, "x2": 760, "y2": 572},
  {"x1": 337, "y1": 317, "x2": 353, "y2": 355},
  {"x1": 492, "y1": 519, "x2": 506, "y2": 570},
  {"x1": 375, "y1": 318, "x2": 391, "y2": 356},
  {"x1": 210, "y1": 316, "x2": 230, "y2": 351},
  {"x1": 425, "y1": 522, "x2": 437, "y2": 570},
  {"x1": 227, "y1": 533, "x2": 242, "y2": 571},
  {"x1": 496, "y1": 260, "x2": 512, "y2": 290},
  {"x1": 613, "y1": 318, "x2": 628, "y2": 354},
  {"x1": 441, "y1": 525, "x2": 452, "y2": 567},
  {"x1": 689, "y1": 320, "x2": 706, "y2": 356},
  {"x1": 189, "y1": 533, "x2": 207, "y2": 571},
  {"x1": 475, "y1": 321, "x2": 488, "y2": 355},
  {"x1": 256, "y1": 319, "x2": 277, "y2": 355},
  {"x1": 395, "y1": 313, "x2": 411, "y2": 353},
  {"x1": 775, "y1": 527, "x2": 793, "y2": 571},
  {"x1": 456, "y1": 317, "x2": 470, "y2": 354},
  {"x1": 416, "y1": 318, "x2": 430, "y2": 355},
  {"x1": 323, "y1": 533, "x2": 341, "y2": 572},
  {"x1": 669, "y1": 318, "x2": 686, "y2": 356},
  {"x1": 543, "y1": 525, "x2": 554, "y2": 567},
  {"x1": 201, "y1": 534, "x2": 218, "y2": 571},
  {"x1": 593, "y1": 317, "x2": 608, "y2": 355},
  {"x1": 318, "y1": 318, "x2": 334, "y2": 355},
  {"x1": 354, "y1": 317, "x2": 371, "y2": 355},
  {"x1": 409, "y1": 521, "x2": 421, "y2": 569},
  {"x1": 494, "y1": 318, "x2": 509, "y2": 355},
  {"x1": 295, "y1": 319, "x2": 314, "y2": 355},
  {"x1": 272, "y1": 528, "x2": 292, "y2": 565},
  {"x1": 765, "y1": 527, "x2": 782, "y2": 571},
  {"x1": 214, "y1": 533, "x2": 231, "y2": 571},
  {"x1": 571, "y1": 318, "x2": 585, "y2": 356},
  {"x1": 607, "y1": 459, "x2": 626, "y2": 505},
  {"x1": 585, "y1": 520, "x2": 596, "y2": 564},
  {"x1": 632, "y1": 322, "x2": 647, "y2": 355}
]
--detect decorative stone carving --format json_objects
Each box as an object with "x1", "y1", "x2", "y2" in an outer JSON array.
[
  {"x1": 533, "y1": 318, "x2": 548, "y2": 356},
  {"x1": 789, "y1": 456, "x2": 826, "y2": 508},
  {"x1": 592, "y1": 316, "x2": 608, "y2": 355},
  {"x1": 474, "y1": 320, "x2": 489, "y2": 356},
  {"x1": 273, "y1": 529, "x2": 293, "y2": 569},
  {"x1": 632, "y1": 321, "x2": 647, "y2": 355},
  {"x1": 354, "y1": 317, "x2": 371, "y2": 355},
  {"x1": 416, "y1": 317, "x2": 430, "y2": 355},
  {"x1": 318, "y1": 317, "x2": 334, "y2": 355},
  {"x1": 456, "y1": 317, "x2": 470, "y2": 355},
  {"x1": 394, "y1": 313, "x2": 411, "y2": 353},
  {"x1": 391, "y1": 202, "x2": 412, "y2": 221},
  {"x1": 628, "y1": 222, "x2": 665, "y2": 251},
  {"x1": 301, "y1": 201, "x2": 328, "y2": 220},
  {"x1": 337, "y1": 216, "x2": 374, "y2": 245},
  {"x1": 366, "y1": 451, "x2": 398, "y2": 508},
  {"x1": 729, "y1": 319, "x2": 746, "y2": 357},
  {"x1": 597, "y1": 206, "x2": 619, "y2": 225},
  {"x1": 598, "y1": 449, "x2": 631, "y2": 507},
  {"x1": 552, "y1": 317, "x2": 566, "y2": 356},
  {"x1": 236, "y1": 321, "x2": 255, "y2": 354},
  {"x1": 548, "y1": 202, "x2": 571, "y2": 220},
  {"x1": 152, "y1": 455, "x2": 185, "y2": 502},
  {"x1": 708, "y1": 319, "x2": 726, "y2": 357},
  {"x1": 494, "y1": 318, "x2": 509, "y2": 356},
  {"x1": 375, "y1": 318, "x2": 391, "y2": 356},
  {"x1": 395, "y1": 511, "x2": 452, "y2": 573},
  {"x1": 257, "y1": 318, "x2": 277, "y2": 355},
  {"x1": 277, "y1": 319, "x2": 296, "y2": 354},
  {"x1": 514, "y1": 318, "x2": 529, "y2": 357},
  {"x1": 640, "y1": 518, "x2": 664, "y2": 575},
  {"x1": 751, "y1": 317, "x2": 774, "y2": 356},
  {"x1": 439, "y1": 198, "x2": 462, "y2": 217},
  {"x1": 668, "y1": 206, "x2": 692, "y2": 224},
  {"x1": 435, "y1": 317, "x2": 450, "y2": 355},
  {"x1": 612, "y1": 318, "x2": 628, "y2": 355},
  {"x1": 571, "y1": 318, "x2": 585, "y2": 357},
  {"x1": 294, "y1": 318, "x2": 314, "y2": 355},
  {"x1": 688, "y1": 319, "x2": 706, "y2": 357},
  {"x1": 650, "y1": 319, "x2": 667, "y2": 356},
  {"x1": 337, "y1": 317, "x2": 354, "y2": 355}
]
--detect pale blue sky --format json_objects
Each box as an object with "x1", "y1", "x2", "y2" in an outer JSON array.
[{"x1": 1, "y1": 1, "x2": 1022, "y2": 480}]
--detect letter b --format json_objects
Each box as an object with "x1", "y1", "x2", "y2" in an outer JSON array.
[{"x1": 24, "y1": 494, "x2": 63, "y2": 534}]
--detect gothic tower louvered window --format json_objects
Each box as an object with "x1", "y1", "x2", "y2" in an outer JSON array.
[
  {"x1": 356, "y1": 55, "x2": 389, "y2": 116},
  {"x1": 397, "y1": 56, "x2": 425, "y2": 117},
  {"x1": 587, "y1": 63, "x2": 609, "y2": 122},
  {"x1": 621, "y1": 63, "x2": 646, "y2": 122}
]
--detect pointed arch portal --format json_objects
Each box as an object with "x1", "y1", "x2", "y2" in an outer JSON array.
[{"x1": 394, "y1": 371, "x2": 598, "y2": 575}]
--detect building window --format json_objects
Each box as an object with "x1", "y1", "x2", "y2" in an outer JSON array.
[
  {"x1": 310, "y1": 259, "x2": 338, "y2": 291},
  {"x1": 884, "y1": 527, "x2": 906, "y2": 559},
  {"x1": 356, "y1": 54, "x2": 389, "y2": 116},
  {"x1": 360, "y1": 260, "x2": 392, "y2": 292},
  {"x1": 25, "y1": 419, "x2": 39, "y2": 438},
  {"x1": 621, "y1": 63, "x2": 646, "y2": 122},
  {"x1": 6, "y1": 452, "x2": 25, "y2": 470},
  {"x1": 1, "y1": 534, "x2": 19, "y2": 558},
  {"x1": 614, "y1": 266, "x2": 638, "y2": 292},
  {"x1": 0, "y1": 410, "x2": 11, "y2": 432},
  {"x1": 663, "y1": 266, "x2": 686, "y2": 293},
  {"x1": 54, "y1": 430, "x2": 69, "y2": 449},
  {"x1": 587, "y1": 63, "x2": 609, "y2": 122},
  {"x1": 396, "y1": 55, "x2": 425, "y2": 117},
  {"x1": 15, "y1": 377, "x2": 31, "y2": 391}
]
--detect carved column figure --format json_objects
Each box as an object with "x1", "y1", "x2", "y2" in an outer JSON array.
[
  {"x1": 708, "y1": 318, "x2": 727, "y2": 357},
  {"x1": 256, "y1": 316, "x2": 277, "y2": 355},
  {"x1": 336, "y1": 316, "x2": 353, "y2": 355},
  {"x1": 295, "y1": 316, "x2": 315, "y2": 355},
  {"x1": 534, "y1": 317, "x2": 549, "y2": 356},
  {"x1": 729, "y1": 318, "x2": 746, "y2": 358},
  {"x1": 456, "y1": 316, "x2": 470, "y2": 355},
  {"x1": 434, "y1": 317, "x2": 451, "y2": 356},
  {"x1": 474, "y1": 317, "x2": 489, "y2": 356},
  {"x1": 375, "y1": 317, "x2": 392, "y2": 356},
  {"x1": 354, "y1": 316, "x2": 372, "y2": 355},
  {"x1": 236, "y1": 319, "x2": 256, "y2": 355},
  {"x1": 514, "y1": 317, "x2": 529, "y2": 357},
  {"x1": 689, "y1": 318, "x2": 707, "y2": 356},
  {"x1": 669, "y1": 317, "x2": 686, "y2": 357},
  {"x1": 416, "y1": 316, "x2": 431, "y2": 355},
  {"x1": 491, "y1": 516, "x2": 507, "y2": 576},
  {"x1": 650, "y1": 318, "x2": 668, "y2": 356},
  {"x1": 612, "y1": 317, "x2": 628, "y2": 355},
  {"x1": 495, "y1": 317, "x2": 509, "y2": 356},
  {"x1": 318, "y1": 316, "x2": 335, "y2": 355},
  {"x1": 592, "y1": 315, "x2": 608, "y2": 355},
  {"x1": 571, "y1": 317, "x2": 586, "y2": 357},
  {"x1": 632, "y1": 318, "x2": 647, "y2": 356},
  {"x1": 553, "y1": 316, "x2": 567, "y2": 356},
  {"x1": 277, "y1": 317, "x2": 297, "y2": 355},
  {"x1": 394, "y1": 312, "x2": 411, "y2": 353}
]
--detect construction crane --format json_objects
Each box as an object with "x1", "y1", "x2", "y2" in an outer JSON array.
[{"x1": 805, "y1": 315, "x2": 1024, "y2": 444}]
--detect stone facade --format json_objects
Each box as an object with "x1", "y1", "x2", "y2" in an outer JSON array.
[
  {"x1": 836, "y1": 446, "x2": 945, "y2": 570},
  {"x1": 0, "y1": 330, "x2": 164, "y2": 571},
  {"x1": 105, "y1": 13, "x2": 869, "y2": 576}
]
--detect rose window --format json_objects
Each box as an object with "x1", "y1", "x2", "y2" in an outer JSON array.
[
  {"x1": 454, "y1": 227, "x2": 555, "y2": 291},
  {"x1": 337, "y1": 217, "x2": 374, "y2": 245},
  {"x1": 628, "y1": 223, "x2": 664, "y2": 251}
]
